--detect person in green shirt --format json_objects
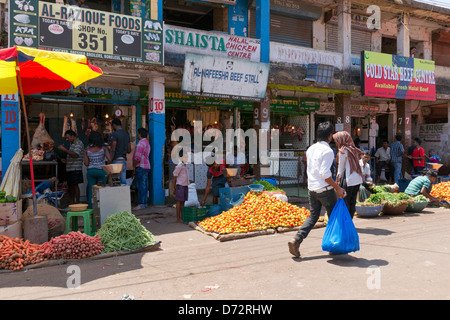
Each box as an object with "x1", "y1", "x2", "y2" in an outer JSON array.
[{"x1": 404, "y1": 170, "x2": 439, "y2": 202}]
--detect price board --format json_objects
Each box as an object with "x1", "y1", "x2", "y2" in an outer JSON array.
[{"x1": 9, "y1": 0, "x2": 163, "y2": 65}]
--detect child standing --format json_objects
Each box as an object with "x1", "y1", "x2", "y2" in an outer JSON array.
[{"x1": 173, "y1": 156, "x2": 190, "y2": 223}]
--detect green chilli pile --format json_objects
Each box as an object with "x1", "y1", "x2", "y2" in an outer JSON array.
[{"x1": 97, "y1": 211, "x2": 156, "y2": 253}]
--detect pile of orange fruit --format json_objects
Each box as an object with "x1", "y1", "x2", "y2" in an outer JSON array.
[
  {"x1": 430, "y1": 181, "x2": 450, "y2": 202},
  {"x1": 198, "y1": 192, "x2": 310, "y2": 234}
]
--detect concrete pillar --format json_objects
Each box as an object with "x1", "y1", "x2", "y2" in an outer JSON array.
[
  {"x1": 335, "y1": 94, "x2": 352, "y2": 134},
  {"x1": 228, "y1": 0, "x2": 248, "y2": 37},
  {"x1": 255, "y1": 0, "x2": 270, "y2": 63},
  {"x1": 396, "y1": 100, "x2": 412, "y2": 147},
  {"x1": 148, "y1": 77, "x2": 165, "y2": 205},
  {"x1": 337, "y1": 0, "x2": 352, "y2": 83},
  {"x1": 313, "y1": 11, "x2": 326, "y2": 50},
  {"x1": 371, "y1": 29, "x2": 382, "y2": 52},
  {"x1": 1, "y1": 93, "x2": 21, "y2": 178},
  {"x1": 252, "y1": 93, "x2": 271, "y2": 179},
  {"x1": 397, "y1": 12, "x2": 410, "y2": 56}
]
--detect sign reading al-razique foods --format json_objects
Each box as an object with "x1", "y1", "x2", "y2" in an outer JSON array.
[
  {"x1": 9, "y1": 0, "x2": 163, "y2": 65},
  {"x1": 361, "y1": 51, "x2": 435, "y2": 101}
]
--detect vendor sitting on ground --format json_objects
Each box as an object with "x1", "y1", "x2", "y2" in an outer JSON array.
[
  {"x1": 200, "y1": 156, "x2": 228, "y2": 207},
  {"x1": 404, "y1": 170, "x2": 440, "y2": 202}
]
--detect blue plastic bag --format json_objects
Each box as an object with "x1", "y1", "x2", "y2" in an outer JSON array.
[{"x1": 321, "y1": 198, "x2": 360, "y2": 254}]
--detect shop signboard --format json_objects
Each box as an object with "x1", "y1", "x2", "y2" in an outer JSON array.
[
  {"x1": 270, "y1": 42, "x2": 343, "y2": 70},
  {"x1": 164, "y1": 24, "x2": 261, "y2": 62},
  {"x1": 361, "y1": 51, "x2": 436, "y2": 101},
  {"x1": 9, "y1": 0, "x2": 163, "y2": 65},
  {"x1": 419, "y1": 124, "x2": 444, "y2": 143},
  {"x1": 181, "y1": 53, "x2": 269, "y2": 102}
]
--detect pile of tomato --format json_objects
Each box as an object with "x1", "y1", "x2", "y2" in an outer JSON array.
[
  {"x1": 430, "y1": 181, "x2": 450, "y2": 202},
  {"x1": 198, "y1": 192, "x2": 310, "y2": 234}
]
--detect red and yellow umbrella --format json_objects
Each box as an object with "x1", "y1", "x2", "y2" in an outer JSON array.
[
  {"x1": 0, "y1": 46, "x2": 103, "y2": 215},
  {"x1": 0, "y1": 46, "x2": 103, "y2": 95}
]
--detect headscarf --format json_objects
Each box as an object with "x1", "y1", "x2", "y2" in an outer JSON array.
[{"x1": 332, "y1": 131, "x2": 363, "y2": 178}]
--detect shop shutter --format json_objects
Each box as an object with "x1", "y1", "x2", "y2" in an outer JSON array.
[
  {"x1": 249, "y1": 10, "x2": 313, "y2": 48},
  {"x1": 326, "y1": 24, "x2": 372, "y2": 54}
]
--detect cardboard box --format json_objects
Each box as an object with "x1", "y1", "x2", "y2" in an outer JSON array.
[
  {"x1": 0, "y1": 200, "x2": 23, "y2": 226},
  {"x1": 0, "y1": 221, "x2": 22, "y2": 238}
]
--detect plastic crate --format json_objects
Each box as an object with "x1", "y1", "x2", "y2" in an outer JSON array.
[{"x1": 182, "y1": 205, "x2": 212, "y2": 224}]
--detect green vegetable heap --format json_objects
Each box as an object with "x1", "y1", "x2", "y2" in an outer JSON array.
[
  {"x1": 413, "y1": 195, "x2": 429, "y2": 203},
  {"x1": 253, "y1": 180, "x2": 283, "y2": 192},
  {"x1": 358, "y1": 189, "x2": 414, "y2": 207},
  {"x1": 98, "y1": 211, "x2": 156, "y2": 253},
  {"x1": 0, "y1": 191, "x2": 17, "y2": 203}
]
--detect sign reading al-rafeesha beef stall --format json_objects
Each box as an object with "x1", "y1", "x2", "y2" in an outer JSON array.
[{"x1": 361, "y1": 51, "x2": 436, "y2": 101}]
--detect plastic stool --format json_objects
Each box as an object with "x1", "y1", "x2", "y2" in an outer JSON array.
[{"x1": 65, "y1": 209, "x2": 96, "y2": 236}]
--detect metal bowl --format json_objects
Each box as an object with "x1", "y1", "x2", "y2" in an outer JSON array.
[
  {"x1": 356, "y1": 205, "x2": 384, "y2": 218},
  {"x1": 102, "y1": 164, "x2": 124, "y2": 174},
  {"x1": 405, "y1": 201, "x2": 429, "y2": 212}
]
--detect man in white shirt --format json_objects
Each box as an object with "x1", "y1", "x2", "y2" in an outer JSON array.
[
  {"x1": 288, "y1": 122, "x2": 346, "y2": 258},
  {"x1": 375, "y1": 140, "x2": 391, "y2": 183}
]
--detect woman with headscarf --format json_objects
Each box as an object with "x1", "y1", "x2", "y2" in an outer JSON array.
[{"x1": 333, "y1": 131, "x2": 363, "y2": 219}]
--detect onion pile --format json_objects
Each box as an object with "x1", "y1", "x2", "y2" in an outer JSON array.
[{"x1": 41, "y1": 231, "x2": 104, "y2": 259}]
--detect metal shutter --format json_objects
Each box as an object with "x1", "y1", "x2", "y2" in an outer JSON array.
[
  {"x1": 249, "y1": 10, "x2": 313, "y2": 48},
  {"x1": 326, "y1": 24, "x2": 372, "y2": 54}
]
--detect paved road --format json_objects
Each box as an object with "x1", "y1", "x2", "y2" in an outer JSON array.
[{"x1": 1, "y1": 205, "x2": 450, "y2": 301}]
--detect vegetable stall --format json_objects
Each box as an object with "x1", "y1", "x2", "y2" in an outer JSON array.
[
  {"x1": 0, "y1": 211, "x2": 160, "y2": 272},
  {"x1": 191, "y1": 190, "x2": 316, "y2": 241},
  {"x1": 356, "y1": 183, "x2": 432, "y2": 217}
]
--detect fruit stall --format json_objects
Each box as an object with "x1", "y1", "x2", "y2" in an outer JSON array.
[
  {"x1": 189, "y1": 186, "x2": 318, "y2": 242},
  {"x1": 0, "y1": 211, "x2": 160, "y2": 272}
]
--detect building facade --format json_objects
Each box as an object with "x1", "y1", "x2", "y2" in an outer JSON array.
[{"x1": 0, "y1": 0, "x2": 449, "y2": 204}]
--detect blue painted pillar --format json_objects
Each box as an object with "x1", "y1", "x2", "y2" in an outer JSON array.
[
  {"x1": 148, "y1": 77, "x2": 165, "y2": 205},
  {"x1": 1, "y1": 93, "x2": 21, "y2": 181},
  {"x1": 255, "y1": 0, "x2": 270, "y2": 63},
  {"x1": 228, "y1": 0, "x2": 249, "y2": 37}
]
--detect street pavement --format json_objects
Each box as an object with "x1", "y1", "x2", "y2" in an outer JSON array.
[{"x1": 1, "y1": 201, "x2": 450, "y2": 301}]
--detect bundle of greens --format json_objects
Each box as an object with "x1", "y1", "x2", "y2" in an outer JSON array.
[
  {"x1": 413, "y1": 195, "x2": 429, "y2": 203},
  {"x1": 253, "y1": 180, "x2": 283, "y2": 192},
  {"x1": 358, "y1": 192, "x2": 414, "y2": 207},
  {"x1": 97, "y1": 211, "x2": 156, "y2": 253}
]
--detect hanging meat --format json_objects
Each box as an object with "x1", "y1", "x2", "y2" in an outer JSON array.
[
  {"x1": 296, "y1": 126, "x2": 306, "y2": 141},
  {"x1": 62, "y1": 115, "x2": 70, "y2": 137},
  {"x1": 103, "y1": 118, "x2": 112, "y2": 136},
  {"x1": 84, "y1": 117, "x2": 98, "y2": 137},
  {"x1": 71, "y1": 117, "x2": 77, "y2": 134},
  {"x1": 32, "y1": 113, "x2": 54, "y2": 152},
  {"x1": 24, "y1": 113, "x2": 54, "y2": 161}
]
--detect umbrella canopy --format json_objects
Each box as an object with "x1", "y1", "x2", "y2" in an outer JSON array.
[
  {"x1": 0, "y1": 46, "x2": 103, "y2": 216},
  {"x1": 0, "y1": 46, "x2": 103, "y2": 95}
]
